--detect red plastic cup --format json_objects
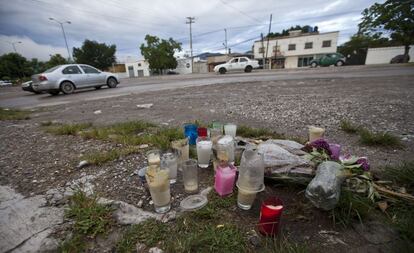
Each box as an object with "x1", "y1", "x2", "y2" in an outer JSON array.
[
  {"x1": 258, "y1": 197, "x2": 284, "y2": 236},
  {"x1": 197, "y1": 127, "x2": 208, "y2": 137}
]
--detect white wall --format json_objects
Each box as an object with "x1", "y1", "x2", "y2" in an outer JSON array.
[
  {"x1": 125, "y1": 60, "x2": 150, "y2": 77},
  {"x1": 173, "y1": 58, "x2": 192, "y2": 74},
  {"x1": 365, "y1": 45, "x2": 414, "y2": 64},
  {"x1": 253, "y1": 32, "x2": 338, "y2": 59}
]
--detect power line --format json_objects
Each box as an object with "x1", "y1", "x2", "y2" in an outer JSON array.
[{"x1": 218, "y1": 0, "x2": 262, "y2": 23}]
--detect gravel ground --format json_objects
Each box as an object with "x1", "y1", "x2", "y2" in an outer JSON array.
[{"x1": 1, "y1": 71, "x2": 413, "y2": 252}]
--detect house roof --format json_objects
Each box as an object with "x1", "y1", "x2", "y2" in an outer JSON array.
[{"x1": 254, "y1": 31, "x2": 339, "y2": 43}]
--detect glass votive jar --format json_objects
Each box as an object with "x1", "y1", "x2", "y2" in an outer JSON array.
[
  {"x1": 196, "y1": 137, "x2": 212, "y2": 168},
  {"x1": 146, "y1": 149, "x2": 161, "y2": 167},
  {"x1": 161, "y1": 151, "x2": 178, "y2": 184},
  {"x1": 224, "y1": 123, "x2": 237, "y2": 138},
  {"x1": 182, "y1": 159, "x2": 199, "y2": 193},
  {"x1": 258, "y1": 197, "x2": 284, "y2": 236},
  {"x1": 145, "y1": 165, "x2": 171, "y2": 213}
]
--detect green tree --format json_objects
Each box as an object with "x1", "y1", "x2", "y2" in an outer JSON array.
[
  {"x1": 0, "y1": 53, "x2": 28, "y2": 79},
  {"x1": 139, "y1": 35, "x2": 182, "y2": 74},
  {"x1": 73, "y1": 40, "x2": 116, "y2": 70},
  {"x1": 28, "y1": 58, "x2": 46, "y2": 74},
  {"x1": 359, "y1": 0, "x2": 414, "y2": 62},
  {"x1": 45, "y1": 54, "x2": 68, "y2": 69}
]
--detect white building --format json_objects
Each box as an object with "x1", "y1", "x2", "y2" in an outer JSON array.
[
  {"x1": 124, "y1": 60, "x2": 151, "y2": 78},
  {"x1": 173, "y1": 58, "x2": 192, "y2": 75},
  {"x1": 252, "y1": 30, "x2": 339, "y2": 68},
  {"x1": 365, "y1": 45, "x2": 414, "y2": 64}
]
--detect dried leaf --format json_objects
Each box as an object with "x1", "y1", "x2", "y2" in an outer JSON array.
[{"x1": 377, "y1": 201, "x2": 388, "y2": 212}]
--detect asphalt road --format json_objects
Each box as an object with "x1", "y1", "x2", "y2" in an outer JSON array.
[{"x1": 0, "y1": 64, "x2": 413, "y2": 109}]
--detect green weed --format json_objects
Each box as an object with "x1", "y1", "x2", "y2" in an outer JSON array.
[
  {"x1": 358, "y1": 128, "x2": 401, "y2": 147},
  {"x1": 381, "y1": 161, "x2": 414, "y2": 191},
  {"x1": 340, "y1": 119, "x2": 360, "y2": 134},
  {"x1": 237, "y1": 125, "x2": 284, "y2": 139},
  {"x1": 81, "y1": 146, "x2": 140, "y2": 165},
  {"x1": 0, "y1": 107, "x2": 30, "y2": 120},
  {"x1": 262, "y1": 234, "x2": 309, "y2": 253},
  {"x1": 332, "y1": 189, "x2": 374, "y2": 227},
  {"x1": 45, "y1": 123, "x2": 92, "y2": 135}
]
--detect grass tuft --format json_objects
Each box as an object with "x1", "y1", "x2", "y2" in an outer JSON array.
[
  {"x1": 60, "y1": 190, "x2": 113, "y2": 252},
  {"x1": 82, "y1": 146, "x2": 140, "y2": 165},
  {"x1": 381, "y1": 161, "x2": 414, "y2": 191},
  {"x1": 332, "y1": 189, "x2": 374, "y2": 227},
  {"x1": 358, "y1": 128, "x2": 401, "y2": 147},
  {"x1": 237, "y1": 125, "x2": 284, "y2": 139},
  {"x1": 262, "y1": 234, "x2": 309, "y2": 253},
  {"x1": 0, "y1": 107, "x2": 30, "y2": 120},
  {"x1": 340, "y1": 119, "x2": 360, "y2": 134},
  {"x1": 45, "y1": 123, "x2": 92, "y2": 135}
]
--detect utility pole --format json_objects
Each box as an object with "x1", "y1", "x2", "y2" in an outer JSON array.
[
  {"x1": 260, "y1": 33, "x2": 265, "y2": 68},
  {"x1": 186, "y1": 17, "x2": 195, "y2": 74},
  {"x1": 265, "y1": 14, "x2": 272, "y2": 69},
  {"x1": 224, "y1": 28, "x2": 228, "y2": 55},
  {"x1": 49, "y1": 18, "x2": 72, "y2": 62}
]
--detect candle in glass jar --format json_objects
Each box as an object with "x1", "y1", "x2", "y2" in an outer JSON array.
[
  {"x1": 147, "y1": 150, "x2": 161, "y2": 166},
  {"x1": 258, "y1": 197, "x2": 284, "y2": 236},
  {"x1": 224, "y1": 124, "x2": 237, "y2": 138},
  {"x1": 308, "y1": 126, "x2": 325, "y2": 142}
]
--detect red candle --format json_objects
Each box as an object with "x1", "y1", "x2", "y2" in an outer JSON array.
[
  {"x1": 258, "y1": 197, "x2": 284, "y2": 236},
  {"x1": 197, "y1": 127, "x2": 208, "y2": 137}
]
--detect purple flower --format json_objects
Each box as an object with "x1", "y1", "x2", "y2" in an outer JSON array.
[
  {"x1": 356, "y1": 157, "x2": 370, "y2": 171},
  {"x1": 309, "y1": 138, "x2": 331, "y2": 155}
]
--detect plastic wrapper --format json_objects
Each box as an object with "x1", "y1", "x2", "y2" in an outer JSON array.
[{"x1": 305, "y1": 161, "x2": 345, "y2": 210}]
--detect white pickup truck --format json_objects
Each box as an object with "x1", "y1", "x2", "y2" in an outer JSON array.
[{"x1": 213, "y1": 57, "x2": 260, "y2": 74}]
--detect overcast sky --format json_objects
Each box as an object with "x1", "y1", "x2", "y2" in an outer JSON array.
[{"x1": 0, "y1": 0, "x2": 381, "y2": 62}]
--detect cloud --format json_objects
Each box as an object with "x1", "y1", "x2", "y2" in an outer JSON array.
[
  {"x1": 0, "y1": 0, "x2": 380, "y2": 61},
  {"x1": 0, "y1": 35, "x2": 68, "y2": 61}
]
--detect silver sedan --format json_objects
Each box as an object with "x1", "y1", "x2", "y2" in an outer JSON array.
[{"x1": 31, "y1": 64, "x2": 119, "y2": 95}]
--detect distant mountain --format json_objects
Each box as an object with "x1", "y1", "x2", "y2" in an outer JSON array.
[{"x1": 195, "y1": 52, "x2": 223, "y2": 60}]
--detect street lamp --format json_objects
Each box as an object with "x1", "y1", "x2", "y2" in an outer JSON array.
[
  {"x1": 3, "y1": 41, "x2": 22, "y2": 53},
  {"x1": 49, "y1": 17, "x2": 72, "y2": 61}
]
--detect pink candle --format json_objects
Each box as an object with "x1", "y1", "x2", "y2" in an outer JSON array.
[{"x1": 214, "y1": 164, "x2": 236, "y2": 196}]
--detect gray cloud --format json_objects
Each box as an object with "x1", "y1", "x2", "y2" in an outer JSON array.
[{"x1": 0, "y1": 0, "x2": 381, "y2": 62}]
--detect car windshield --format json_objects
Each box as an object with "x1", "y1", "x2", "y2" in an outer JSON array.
[{"x1": 44, "y1": 66, "x2": 60, "y2": 73}]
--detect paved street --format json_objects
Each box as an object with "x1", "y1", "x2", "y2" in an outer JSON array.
[{"x1": 0, "y1": 64, "x2": 413, "y2": 109}]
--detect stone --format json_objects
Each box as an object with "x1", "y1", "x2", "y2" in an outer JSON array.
[
  {"x1": 77, "y1": 160, "x2": 89, "y2": 169},
  {"x1": 136, "y1": 242, "x2": 147, "y2": 253},
  {"x1": 94, "y1": 110, "x2": 102, "y2": 114},
  {"x1": 137, "y1": 200, "x2": 144, "y2": 208},
  {"x1": 148, "y1": 247, "x2": 164, "y2": 253},
  {"x1": 136, "y1": 103, "x2": 153, "y2": 109},
  {"x1": 109, "y1": 200, "x2": 161, "y2": 225},
  {"x1": 0, "y1": 186, "x2": 64, "y2": 252},
  {"x1": 161, "y1": 211, "x2": 176, "y2": 223},
  {"x1": 247, "y1": 230, "x2": 261, "y2": 247}
]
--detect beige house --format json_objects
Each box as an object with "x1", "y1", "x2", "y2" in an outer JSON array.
[{"x1": 253, "y1": 30, "x2": 339, "y2": 68}]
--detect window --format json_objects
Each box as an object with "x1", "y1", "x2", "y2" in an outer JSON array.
[
  {"x1": 288, "y1": 44, "x2": 296, "y2": 51},
  {"x1": 259, "y1": 47, "x2": 264, "y2": 53},
  {"x1": 62, "y1": 66, "x2": 82, "y2": 74},
  {"x1": 240, "y1": 57, "x2": 248, "y2": 62},
  {"x1": 322, "y1": 40, "x2": 331, "y2": 47},
  {"x1": 80, "y1": 65, "x2": 100, "y2": 74},
  {"x1": 230, "y1": 58, "x2": 239, "y2": 63},
  {"x1": 304, "y1": 42, "x2": 313, "y2": 49},
  {"x1": 297, "y1": 56, "x2": 314, "y2": 67},
  {"x1": 273, "y1": 45, "x2": 280, "y2": 52}
]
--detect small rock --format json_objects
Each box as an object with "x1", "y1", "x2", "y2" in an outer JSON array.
[
  {"x1": 304, "y1": 236, "x2": 310, "y2": 240},
  {"x1": 161, "y1": 211, "x2": 176, "y2": 223},
  {"x1": 247, "y1": 230, "x2": 261, "y2": 247},
  {"x1": 136, "y1": 242, "x2": 147, "y2": 253},
  {"x1": 149, "y1": 200, "x2": 153, "y2": 205},
  {"x1": 137, "y1": 200, "x2": 144, "y2": 208},
  {"x1": 139, "y1": 144, "x2": 149, "y2": 149},
  {"x1": 93, "y1": 110, "x2": 102, "y2": 114},
  {"x1": 77, "y1": 160, "x2": 89, "y2": 169},
  {"x1": 32, "y1": 180, "x2": 38, "y2": 183},
  {"x1": 209, "y1": 109, "x2": 216, "y2": 113},
  {"x1": 136, "y1": 103, "x2": 153, "y2": 109},
  {"x1": 148, "y1": 247, "x2": 164, "y2": 253}
]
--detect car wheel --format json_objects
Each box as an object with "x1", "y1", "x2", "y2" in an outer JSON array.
[
  {"x1": 95, "y1": 86, "x2": 102, "y2": 90},
  {"x1": 335, "y1": 60, "x2": 344, "y2": 66},
  {"x1": 60, "y1": 81, "x2": 75, "y2": 94},
  {"x1": 107, "y1": 77, "x2": 118, "y2": 88},
  {"x1": 244, "y1": 66, "x2": 252, "y2": 73},
  {"x1": 219, "y1": 68, "x2": 226, "y2": 74},
  {"x1": 311, "y1": 62, "x2": 318, "y2": 68},
  {"x1": 48, "y1": 90, "x2": 60, "y2": 96}
]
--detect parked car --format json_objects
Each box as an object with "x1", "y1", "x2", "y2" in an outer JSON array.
[
  {"x1": 0, "y1": 80, "x2": 13, "y2": 86},
  {"x1": 31, "y1": 64, "x2": 119, "y2": 95},
  {"x1": 214, "y1": 57, "x2": 260, "y2": 74},
  {"x1": 22, "y1": 80, "x2": 42, "y2": 94},
  {"x1": 310, "y1": 53, "x2": 346, "y2": 67},
  {"x1": 390, "y1": 54, "x2": 410, "y2": 64}
]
